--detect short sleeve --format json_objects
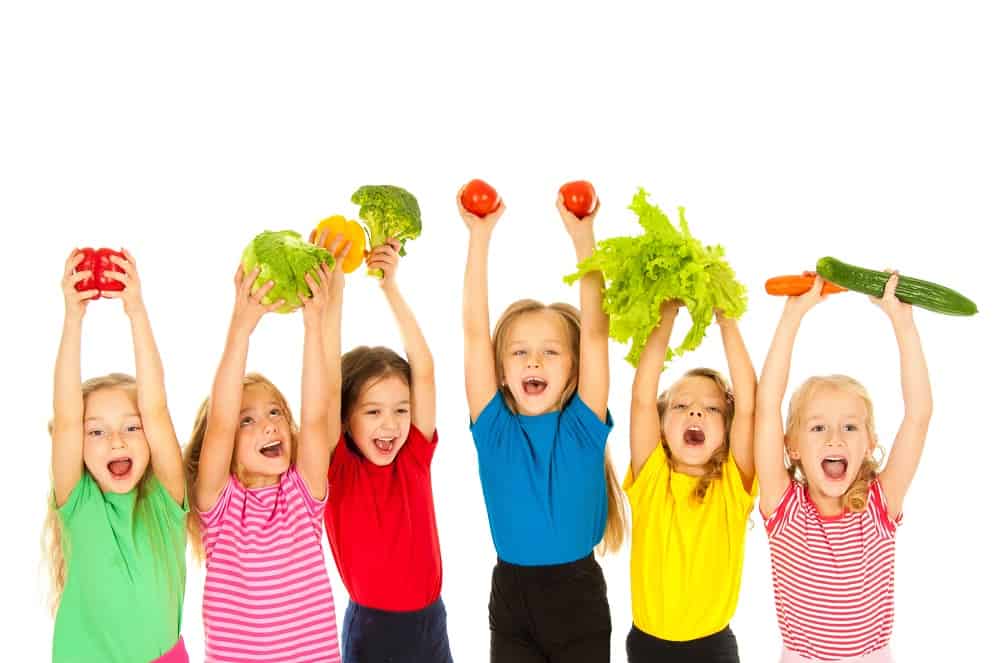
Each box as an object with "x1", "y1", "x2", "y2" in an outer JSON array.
[
  {"x1": 560, "y1": 393, "x2": 613, "y2": 451},
  {"x1": 763, "y1": 480, "x2": 799, "y2": 539},
  {"x1": 198, "y1": 475, "x2": 238, "y2": 528},
  {"x1": 147, "y1": 475, "x2": 189, "y2": 523},
  {"x1": 722, "y1": 452, "x2": 758, "y2": 509},
  {"x1": 470, "y1": 391, "x2": 513, "y2": 449},
  {"x1": 869, "y1": 478, "x2": 902, "y2": 536},
  {"x1": 624, "y1": 443, "x2": 669, "y2": 501},
  {"x1": 403, "y1": 425, "x2": 438, "y2": 466},
  {"x1": 56, "y1": 472, "x2": 97, "y2": 523},
  {"x1": 287, "y1": 465, "x2": 327, "y2": 518}
]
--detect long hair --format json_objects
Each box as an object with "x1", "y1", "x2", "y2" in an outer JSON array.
[
  {"x1": 183, "y1": 373, "x2": 298, "y2": 561},
  {"x1": 785, "y1": 374, "x2": 881, "y2": 513},
  {"x1": 657, "y1": 368, "x2": 735, "y2": 502},
  {"x1": 492, "y1": 299, "x2": 627, "y2": 554},
  {"x1": 340, "y1": 346, "x2": 411, "y2": 428}
]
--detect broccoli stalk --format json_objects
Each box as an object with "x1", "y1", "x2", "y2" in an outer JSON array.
[{"x1": 350, "y1": 185, "x2": 423, "y2": 277}]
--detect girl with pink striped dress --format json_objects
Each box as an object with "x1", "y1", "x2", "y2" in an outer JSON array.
[
  {"x1": 183, "y1": 251, "x2": 348, "y2": 663},
  {"x1": 755, "y1": 274, "x2": 933, "y2": 663}
]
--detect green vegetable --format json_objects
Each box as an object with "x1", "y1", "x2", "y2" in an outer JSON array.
[
  {"x1": 351, "y1": 185, "x2": 422, "y2": 277},
  {"x1": 565, "y1": 188, "x2": 747, "y2": 366},
  {"x1": 816, "y1": 256, "x2": 978, "y2": 316},
  {"x1": 240, "y1": 230, "x2": 333, "y2": 313}
]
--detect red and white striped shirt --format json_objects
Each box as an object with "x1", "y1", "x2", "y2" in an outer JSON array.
[
  {"x1": 764, "y1": 479, "x2": 900, "y2": 661},
  {"x1": 200, "y1": 467, "x2": 340, "y2": 663}
]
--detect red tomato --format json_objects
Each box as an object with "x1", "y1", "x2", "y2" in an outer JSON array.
[
  {"x1": 74, "y1": 247, "x2": 126, "y2": 299},
  {"x1": 559, "y1": 180, "x2": 597, "y2": 218},
  {"x1": 460, "y1": 179, "x2": 501, "y2": 217}
]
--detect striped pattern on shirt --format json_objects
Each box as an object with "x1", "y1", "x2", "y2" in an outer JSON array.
[
  {"x1": 200, "y1": 467, "x2": 340, "y2": 663},
  {"x1": 764, "y1": 478, "x2": 900, "y2": 661}
]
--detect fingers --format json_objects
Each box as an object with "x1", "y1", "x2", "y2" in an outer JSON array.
[
  {"x1": 265, "y1": 299, "x2": 286, "y2": 313},
  {"x1": 386, "y1": 237, "x2": 401, "y2": 253},
  {"x1": 250, "y1": 278, "x2": 274, "y2": 302},
  {"x1": 240, "y1": 267, "x2": 260, "y2": 297},
  {"x1": 75, "y1": 289, "x2": 99, "y2": 301},
  {"x1": 68, "y1": 270, "x2": 93, "y2": 287},
  {"x1": 64, "y1": 250, "x2": 84, "y2": 277},
  {"x1": 884, "y1": 270, "x2": 900, "y2": 299}
]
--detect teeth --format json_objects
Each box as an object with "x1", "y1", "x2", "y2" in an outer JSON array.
[{"x1": 261, "y1": 440, "x2": 281, "y2": 450}]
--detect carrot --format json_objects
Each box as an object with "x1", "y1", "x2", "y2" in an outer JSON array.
[{"x1": 765, "y1": 273, "x2": 847, "y2": 296}]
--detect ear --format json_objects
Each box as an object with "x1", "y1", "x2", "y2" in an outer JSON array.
[{"x1": 785, "y1": 433, "x2": 801, "y2": 459}]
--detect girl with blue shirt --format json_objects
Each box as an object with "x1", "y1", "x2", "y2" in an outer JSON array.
[{"x1": 459, "y1": 187, "x2": 627, "y2": 663}]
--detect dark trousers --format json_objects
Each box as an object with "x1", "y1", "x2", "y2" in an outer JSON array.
[
  {"x1": 489, "y1": 553, "x2": 612, "y2": 663},
  {"x1": 626, "y1": 624, "x2": 740, "y2": 663},
  {"x1": 341, "y1": 597, "x2": 453, "y2": 663}
]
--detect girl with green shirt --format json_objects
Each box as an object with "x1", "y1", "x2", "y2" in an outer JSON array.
[
  {"x1": 625, "y1": 301, "x2": 757, "y2": 662},
  {"x1": 45, "y1": 249, "x2": 189, "y2": 663}
]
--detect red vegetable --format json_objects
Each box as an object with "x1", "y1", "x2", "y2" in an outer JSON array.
[
  {"x1": 74, "y1": 247, "x2": 126, "y2": 300},
  {"x1": 460, "y1": 179, "x2": 501, "y2": 217},
  {"x1": 559, "y1": 180, "x2": 597, "y2": 218}
]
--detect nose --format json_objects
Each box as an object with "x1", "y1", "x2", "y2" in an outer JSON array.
[
  {"x1": 527, "y1": 352, "x2": 543, "y2": 368},
  {"x1": 110, "y1": 431, "x2": 126, "y2": 449},
  {"x1": 688, "y1": 408, "x2": 703, "y2": 419}
]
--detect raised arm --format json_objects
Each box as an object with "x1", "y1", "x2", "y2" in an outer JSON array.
[
  {"x1": 105, "y1": 251, "x2": 185, "y2": 504},
  {"x1": 630, "y1": 300, "x2": 681, "y2": 476},
  {"x1": 557, "y1": 195, "x2": 608, "y2": 417},
  {"x1": 313, "y1": 233, "x2": 348, "y2": 454},
  {"x1": 870, "y1": 273, "x2": 932, "y2": 520},
  {"x1": 297, "y1": 262, "x2": 339, "y2": 500},
  {"x1": 52, "y1": 251, "x2": 98, "y2": 507},
  {"x1": 755, "y1": 276, "x2": 825, "y2": 517},
  {"x1": 717, "y1": 313, "x2": 757, "y2": 490},
  {"x1": 194, "y1": 265, "x2": 282, "y2": 512},
  {"x1": 368, "y1": 238, "x2": 436, "y2": 438},
  {"x1": 459, "y1": 186, "x2": 505, "y2": 422}
]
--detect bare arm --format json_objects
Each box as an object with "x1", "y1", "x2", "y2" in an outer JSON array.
[
  {"x1": 369, "y1": 239, "x2": 436, "y2": 438},
  {"x1": 717, "y1": 313, "x2": 757, "y2": 490},
  {"x1": 313, "y1": 231, "x2": 347, "y2": 454},
  {"x1": 871, "y1": 274, "x2": 932, "y2": 520},
  {"x1": 459, "y1": 188, "x2": 505, "y2": 422},
  {"x1": 630, "y1": 301, "x2": 680, "y2": 477},
  {"x1": 755, "y1": 277, "x2": 825, "y2": 517},
  {"x1": 52, "y1": 251, "x2": 97, "y2": 507}
]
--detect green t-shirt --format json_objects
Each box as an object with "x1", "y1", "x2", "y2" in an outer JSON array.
[{"x1": 53, "y1": 472, "x2": 187, "y2": 663}]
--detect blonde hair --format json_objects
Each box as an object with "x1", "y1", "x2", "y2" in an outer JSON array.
[
  {"x1": 785, "y1": 375, "x2": 881, "y2": 513},
  {"x1": 657, "y1": 368, "x2": 735, "y2": 502},
  {"x1": 42, "y1": 373, "x2": 164, "y2": 615},
  {"x1": 183, "y1": 373, "x2": 298, "y2": 561},
  {"x1": 492, "y1": 299, "x2": 627, "y2": 554}
]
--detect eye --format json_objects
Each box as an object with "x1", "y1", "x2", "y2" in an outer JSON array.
[
  {"x1": 544, "y1": 349, "x2": 559, "y2": 356},
  {"x1": 810, "y1": 424, "x2": 826, "y2": 433},
  {"x1": 87, "y1": 429, "x2": 105, "y2": 438},
  {"x1": 512, "y1": 349, "x2": 526, "y2": 357},
  {"x1": 844, "y1": 424, "x2": 858, "y2": 432},
  {"x1": 672, "y1": 403, "x2": 687, "y2": 410},
  {"x1": 365, "y1": 409, "x2": 379, "y2": 416},
  {"x1": 240, "y1": 416, "x2": 253, "y2": 427},
  {"x1": 707, "y1": 406, "x2": 721, "y2": 413},
  {"x1": 269, "y1": 408, "x2": 282, "y2": 417},
  {"x1": 126, "y1": 424, "x2": 143, "y2": 433},
  {"x1": 396, "y1": 407, "x2": 410, "y2": 415}
]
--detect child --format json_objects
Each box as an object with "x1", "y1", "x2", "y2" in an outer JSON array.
[
  {"x1": 46, "y1": 249, "x2": 189, "y2": 662},
  {"x1": 322, "y1": 237, "x2": 453, "y2": 663},
  {"x1": 183, "y1": 253, "x2": 345, "y2": 663},
  {"x1": 624, "y1": 300, "x2": 757, "y2": 662},
  {"x1": 460, "y1": 189, "x2": 627, "y2": 663},
  {"x1": 755, "y1": 275, "x2": 932, "y2": 662}
]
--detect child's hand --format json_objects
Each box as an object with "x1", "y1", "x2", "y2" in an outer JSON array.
[
  {"x1": 783, "y1": 272, "x2": 827, "y2": 318},
  {"x1": 231, "y1": 264, "x2": 283, "y2": 334},
  {"x1": 557, "y1": 192, "x2": 600, "y2": 244},
  {"x1": 103, "y1": 250, "x2": 145, "y2": 317},
  {"x1": 311, "y1": 230, "x2": 350, "y2": 294},
  {"x1": 871, "y1": 270, "x2": 913, "y2": 324},
  {"x1": 367, "y1": 238, "x2": 401, "y2": 289},
  {"x1": 457, "y1": 185, "x2": 505, "y2": 235},
  {"x1": 301, "y1": 262, "x2": 336, "y2": 326},
  {"x1": 62, "y1": 250, "x2": 97, "y2": 319}
]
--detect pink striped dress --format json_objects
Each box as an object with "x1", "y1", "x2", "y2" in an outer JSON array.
[
  {"x1": 764, "y1": 478, "x2": 900, "y2": 661},
  {"x1": 199, "y1": 466, "x2": 341, "y2": 663}
]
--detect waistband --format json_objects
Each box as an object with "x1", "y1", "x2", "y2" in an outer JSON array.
[
  {"x1": 151, "y1": 636, "x2": 188, "y2": 663},
  {"x1": 349, "y1": 596, "x2": 446, "y2": 620},
  {"x1": 495, "y1": 552, "x2": 597, "y2": 577},
  {"x1": 780, "y1": 646, "x2": 893, "y2": 663}
]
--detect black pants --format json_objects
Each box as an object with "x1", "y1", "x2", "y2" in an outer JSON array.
[
  {"x1": 489, "y1": 553, "x2": 612, "y2": 663},
  {"x1": 341, "y1": 597, "x2": 453, "y2": 663},
  {"x1": 626, "y1": 624, "x2": 740, "y2": 663}
]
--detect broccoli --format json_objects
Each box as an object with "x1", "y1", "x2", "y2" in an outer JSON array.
[{"x1": 351, "y1": 185, "x2": 422, "y2": 276}]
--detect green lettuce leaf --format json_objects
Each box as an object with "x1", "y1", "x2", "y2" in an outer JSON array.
[
  {"x1": 240, "y1": 230, "x2": 333, "y2": 313},
  {"x1": 564, "y1": 188, "x2": 747, "y2": 366}
]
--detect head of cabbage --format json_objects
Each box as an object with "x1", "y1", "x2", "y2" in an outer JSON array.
[{"x1": 240, "y1": 230, "x2": 333, "y2": 313}]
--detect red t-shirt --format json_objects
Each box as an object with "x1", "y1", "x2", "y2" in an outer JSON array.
[{"x1": 324, "y1": 425, "x2": 443, "y2": 611}]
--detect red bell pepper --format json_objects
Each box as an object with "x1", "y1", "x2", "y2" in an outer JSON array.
[{"x1": 74, "y1": 247, "x2": 126, "y2": 299}]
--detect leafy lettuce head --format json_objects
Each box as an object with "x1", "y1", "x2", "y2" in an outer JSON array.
[
  {"x1": 350, "y1": 185, "x2": 422, "y2": 276},
  {"x1": 240, "y1": 230, "x2": 333, "y2": 313}
]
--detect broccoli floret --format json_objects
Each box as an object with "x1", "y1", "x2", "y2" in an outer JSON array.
[{"x1": 351, "y1": 185, "x2": 422, "y2": 277}]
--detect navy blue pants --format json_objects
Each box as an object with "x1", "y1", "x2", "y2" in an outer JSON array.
[
  {"x1": 626, "y1": 624, "x2": 740, "y2": 663},
  {"x1": 341, "y1": 597, "x2": 453, "y2": 663}
]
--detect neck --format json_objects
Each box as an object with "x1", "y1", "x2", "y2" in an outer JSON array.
[
  {"x1": 807, "y1": 485, "x2": 845, "y2": 516},
  {"x1": 238, "y1": 470, "x2": 280, "y2": 489},
  {"x1": 672, "y1": 461, "x2": 707, "y2": 477}
]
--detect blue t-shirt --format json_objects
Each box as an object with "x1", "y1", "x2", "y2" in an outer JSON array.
[{"x1": 470, "y1": 390, "x2": 613, "y2": 566}]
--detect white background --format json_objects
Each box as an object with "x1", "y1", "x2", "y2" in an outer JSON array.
[{"x1": 3, "y1": 1, "x2": 997, "y2": 661}]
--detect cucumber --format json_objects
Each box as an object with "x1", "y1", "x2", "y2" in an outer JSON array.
[{"x1": 816, "y1": 257, "x2": 978, "y2": 316}]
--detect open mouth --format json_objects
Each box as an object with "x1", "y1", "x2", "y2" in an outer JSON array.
[
  {"x1": 821, "y1": 456, "x2": 848, "y2": 480},
  {"x1": 522, "y1": 377, "x2": 548, "y2": 396},
  {"x1": 259, "y1": 440, "x2": 283, "y2": 459},
  {"x1": 107, "y1": 458, "x2": 133, "y2": 478},
  {"x1": 683, "y1": 427, "x2": 706, "y2": 446},
  {"x1": 373, "y1": 436, "x2": 396, "y2": 455}
]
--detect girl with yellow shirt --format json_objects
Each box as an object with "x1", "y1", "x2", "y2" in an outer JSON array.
[{"x1": 624, "y1": 301, "x2": 757, "y2": 662}]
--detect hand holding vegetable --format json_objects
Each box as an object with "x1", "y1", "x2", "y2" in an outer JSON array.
[
  {"x1": 366, "y1": 238, "x2": 402, "y2": 290},
  {"x1": 230, "y1": 264, "x2": 284, "y2": 336},
  {"x1": 300, "y1": 262, "x2": 337, "y2": 327},
  {"x1": 101, "y1": 250, "x2": 145, "y2": 317},
  {"x1": 62, "y1": 250, "x2": 98, "y2": 319},
  {"x1": 557, "y1": 189, "x2": 600, "y2": 247},
  {"x1": 241, "y1": 230, "x2": 334, "y2": 313},
  {"x1": 457, "y1": 184, "x2": 505, "y2": 235},
  {"x1": 782, "y1": 272, "x2": 827, "y2": 319},
  {"x1": 460, "y1": 179, "x2": 501, "y2": 218},
  {"x1": 870, "y1": 271, "x2": 913, "y2": 325},
  {"x1": 310, "y1": 215, "x2": 366, "y2": 274},
  {"x1": 351, "y1": 185, "x2": 422, "y2": 278},
  {"x1": 559, "y1": 181, "x2": 598, "y2": 218},
  {"x1": 73, "y1": 247, "x2": 126, "y2": 300}
]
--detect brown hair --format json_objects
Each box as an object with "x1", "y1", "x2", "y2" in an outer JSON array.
[
  {"x1": 183, "y1": 373, "x2": 298, "y2": 561},
  {"x1": 340, "y1": 346, "x2": 411, "y2": 426},
  {"x1": 657, "y1": 368, "x2": 735, "y2": 502},
  {"x1": 785, "y1": 375, "x2": 881, "y2": 513},
  {"x1": 492, "y1": 299, "x2": 627, "y2": 554},
  {"x1": 43, "y1": 373, "x2": 164, "y2": 615}
]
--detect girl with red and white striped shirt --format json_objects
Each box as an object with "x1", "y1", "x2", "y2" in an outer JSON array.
[
  {"x1": 183, "y1": 243, "x2": 350, "y2": 663},
  {"x1": 755, "y1": 274, "x2": 932, "y2": 663}
]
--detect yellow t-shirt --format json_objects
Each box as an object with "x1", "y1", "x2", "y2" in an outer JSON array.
[{"x1": 624, "y1": 444, "x2": 757, "y2": 641}]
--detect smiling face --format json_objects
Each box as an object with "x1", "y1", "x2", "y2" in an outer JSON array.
[
  {"x1": 661, "y1": 375, "x2": 729, "y2": 474},
  {"x1": 83, "y1": 387, "x2": 151, "y2": 493},
  {"x1": 345, "y1": 374, "x2": 412, "y2": 466},
  {"x1": 500, "y1": 309, "x2": 576, "y2": 416},
  {"x1": 787, "y1": 385, "x2": 876, "y2": 512},
  {"x1": 234, "y1": 383, "x2": 294, "y2": 487}
]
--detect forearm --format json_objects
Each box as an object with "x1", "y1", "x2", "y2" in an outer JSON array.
[
  {"x1": 758, "y1": 309, "x2": 803, "y2": 409},
  {"x1": 719, "y1": 318, "x2": 756, "y2": 413},
  {"x1": 894, "y1": 317, "x2": 933, "y2": 420},
  {"x1": 301, "y1": 319, "x2": 329, "y2": 430},
  {"x1": 383, "y1": 282, "x2": 433, "y2": 377},
  {"x1": 53, "y1": 316, "x2": 85, "y2": 426},
  {"x1": 572, "y1": 234, "x2": 608, "y2": 339},
  {"x1": 323, "y1": 293, "x2": 344, "y2": 440},
  {"x1": 463, "y1": 232, "x2": 492, "y2": 340},
  {"x1": 129, "y1": 305, "x2": 168, "y2": 414},
  {"x1": 632, "y1": 309, "x2": 677, "y2": 405}
]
